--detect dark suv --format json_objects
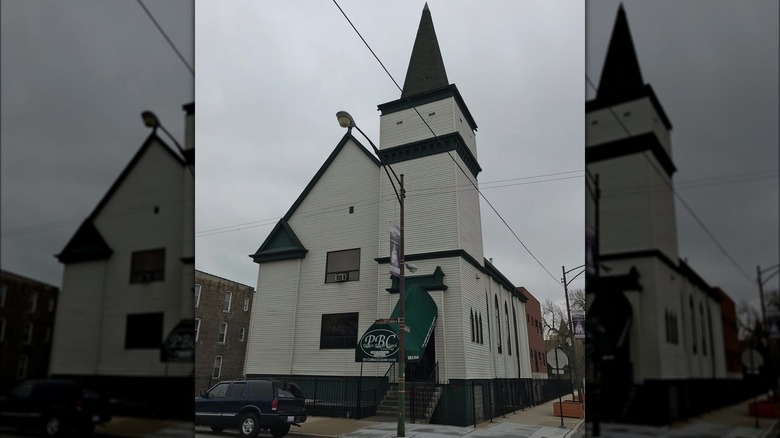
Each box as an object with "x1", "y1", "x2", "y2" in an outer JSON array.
[
  {"x1": 0, "y1": 379, "x2": 112, "y2": 437},
  {"x1": 195, "y1": 379, "x2": 307, "y2": 437}
]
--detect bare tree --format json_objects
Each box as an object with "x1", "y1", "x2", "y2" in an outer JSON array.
[{"x1": 569, "y1": 288, "x2": 585, "y2": 312}]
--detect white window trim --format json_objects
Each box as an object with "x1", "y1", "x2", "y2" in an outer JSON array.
[
  {"x1": 239, "y1": 327, "x2": 245, "y2": 342},
  {"x1": 195, "y1": 284, "x2": 202, "y2": 308},
  {"x1": 195, "y1": 318, "x2": 201, "y2": 343},
  {"x1": 213, "y1": 356, "x2": 223, "y2": 379},
  {"x1": 218, "y1": 322, "x2": 228, "y2": 344},
  {"x1": 243, "y1": 297, "x2": 249, "y2": 312},
  {"x1": 48, "y1": 297, "x2": 55, "y2": 312},
  {"x1": 224, "y1": 291, "x2": 232, "y2": 313},
  {"x1": 23, "y1": 322, "x2": 33, "y2": 345}
]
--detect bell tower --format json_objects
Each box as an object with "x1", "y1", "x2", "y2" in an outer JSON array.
[
  {"x1": 586, "y1": 5, "x2": 679, "y2": 263},
  {"x1": 377, "y1": 3, "x2": 484, "y2": 262}
]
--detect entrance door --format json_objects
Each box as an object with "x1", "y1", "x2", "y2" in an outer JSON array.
[{"x1": 406, "y1": 331, "x2": 436, "y2": 382}]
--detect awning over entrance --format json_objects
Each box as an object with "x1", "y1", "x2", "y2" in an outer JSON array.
[{"x1": 355, "y1": 284, "x2": 437, "y2": 363}]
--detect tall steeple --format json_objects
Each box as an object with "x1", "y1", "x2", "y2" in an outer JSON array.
[
  {"x1": 402, "y1": 3, "x2": 449, "y2": 97},
  {"x1": 596, "y1": 4, "x2": 644, "y2": 104}
]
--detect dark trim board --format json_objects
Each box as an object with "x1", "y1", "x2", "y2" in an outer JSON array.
[
  {"x1": 600, "y1": 249, "x2": 721, "y2": 301},
  {"x1": 378, "y1": 84, "x2": 478, "y2": 132},
  {"x1": 381, "y1": 132, "x2": 481, "y2": 178},
  {"x1": 586, "y1": 132, "x2": 676, "y2": 177},
  {"x1": 376, "y1": 249, "x2": 526, "y2": 301}
]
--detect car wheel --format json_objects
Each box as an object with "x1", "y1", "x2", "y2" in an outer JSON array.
[
  {"x1": 270, "y1": 424, "x2": 291, "y2": 438},
  {"x1": 43, "y1": 414, "x2": 63, "y2": 437},
  {"x1": 210, "y1": 426, "x2": 225, "y2": 433},
  {"x1": 238, "y1": 413, "x2": 259, "y2": 438}
]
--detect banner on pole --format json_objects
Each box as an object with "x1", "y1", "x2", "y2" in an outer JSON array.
[
  {"x1": 572, "y1": 309, "x2": 585, "y2": 340},
  {"x1": 390, "y1": 224, "x2": 400, "y2": 277}
]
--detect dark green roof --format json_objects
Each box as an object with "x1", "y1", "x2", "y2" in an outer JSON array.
[
  {"x1": 386, "y1": 266, "x2": 447, "y2": 293},
  {"x1": 56, "y1": 220, "x2": 113, "y2": 263},
  {"x1": 249, "y1": 219, "x2": 308, "y2": 263},
  {"x1": 402, "y1": 3, "x2": 449, "y2": 97}
]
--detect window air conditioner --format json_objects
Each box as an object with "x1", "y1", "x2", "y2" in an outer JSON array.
[{"x1": 335, "y1": 273, "x2": 348, "y2": 282}]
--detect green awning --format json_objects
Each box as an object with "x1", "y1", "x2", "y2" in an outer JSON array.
[{"x1": 355, "y1": 284, "x2": 437, "y2": 362}]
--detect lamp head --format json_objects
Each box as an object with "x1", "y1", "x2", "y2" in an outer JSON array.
[
  {"x1": 336, "y1": 111, "x2": 355, "y2": 129},
  {"x1": 141, "y1": 110, "x2": 160, "y2": 129},
  {"x1": 405, "y1": 263, "x2": 418, "y2": 273}
]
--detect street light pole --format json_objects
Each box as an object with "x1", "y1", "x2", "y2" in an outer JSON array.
[
  {"x1": 337, "y1": 111, "x2": 407, "y2": 437},
  {"x1": 562, "y1": 264, "x2": 585, "y2": 402}
]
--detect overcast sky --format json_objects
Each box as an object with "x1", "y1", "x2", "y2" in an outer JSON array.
[
  {"x1": 195, "y1": 1, "x2": 586, "y2": 305},
  {"x1": 587, "y1": 0, "x2": 779, "y2": 310},
  {"x1": 1, "y1": 0, "x2": 194, "y2": 287}
]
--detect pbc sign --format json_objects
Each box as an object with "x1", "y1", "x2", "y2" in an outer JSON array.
[{"x1": 359, "y1": 328, "x2": 399, "y2": 362}]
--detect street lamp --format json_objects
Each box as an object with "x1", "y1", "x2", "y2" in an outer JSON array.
[
  {"x1": 141, "y1": 110, "x2": 193, "y2": 176},
  {"x1": 337, "y1": 111, "x2": 408, "y2": 437},
  {"x1": 562, "y1": 264, "x2": 585, "y2": 402}
]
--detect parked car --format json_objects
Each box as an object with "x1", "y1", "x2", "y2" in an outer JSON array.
[
  {"x1": 0, "y1": 379, "x2": 112, "y2": 436},
  {"x1": 195, "y1": 378, "x2": 307, "y2": 437}
]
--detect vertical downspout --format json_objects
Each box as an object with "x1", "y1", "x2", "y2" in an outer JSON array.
[
  {"x1": 288, "y1": 259, "x2": 302, "y2": 375},
  {"x1": 440, "y1": 289, "x2": 447, "y2": 383}
]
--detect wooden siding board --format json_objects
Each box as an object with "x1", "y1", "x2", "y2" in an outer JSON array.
[{"x1": 379, "y1": 100, "x2": 455, "y2": 149}]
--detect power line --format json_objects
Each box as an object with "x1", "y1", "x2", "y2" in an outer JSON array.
[
  {"x1": 333, "y1": 1, "x2": 563, "y2": 287},
  {"x1": 586, "y1": 74, "x2": 756, "y2": 285},
  {"x1": 136, "y1": 0, "x2": 194, "y2": 76}
]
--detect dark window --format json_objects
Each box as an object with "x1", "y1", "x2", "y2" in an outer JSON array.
[
  {"x1": 227, "y1": 382, "x2": 247, "y2": 398},
  {"x1": 125, "y1": 312, "x2": 163, "y2": 349},
  {"x1": 478, "y1": 313, "x2": 484, "y2": 345},
  {"x1": 250, "y1": 381, "x2": 273, "y2": 399},
  {"x1": 130, "y1": 248, "x2": 165, "y2": 283},
  {"x1": 325, "y1": 249, "x2": 360, "y2": 283},
  {"x1": 320, "y1": 312, "x2": 358, "y2": 349},
  {"x1": 690, "y1": 297, "x2": 697, "y2": 354},
  {"x1": 505, "y1": 303, "x2": 512, "y2": 356},
  {"x1": 495, "y1": 296, "x2": 502, "y2": 354},
  {"x1": 470, "y1": 310, "x2": 475, "y2": 342}
]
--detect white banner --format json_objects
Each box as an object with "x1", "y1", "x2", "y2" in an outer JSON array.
[{"x1": 390, "y1": 224, "x2": 400, "y2": 277}]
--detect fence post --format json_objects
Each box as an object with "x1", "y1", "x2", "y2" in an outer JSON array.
[{"x1": 313, "y1": 378, "x2": 318, "y2": 416}]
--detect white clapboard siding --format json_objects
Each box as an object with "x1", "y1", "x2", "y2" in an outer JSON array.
[
  {"x1": 379, "y1": 99, "x2": 456, "y2": 149},
  {"x1": 455, "y1": 157, "x2": 485, "y2": 263},
  {"x1": 245, "y1": 260, "x2": 300, "y2": 375},
  {"x1": 379, "y1": 154, "x2": 460, "y2": 256},
  {"x1": 282, "y1": 139, "x2": 380, "y2": 376},
  {"x1": 453, "y1": 102, "x2": 477, "y2": 159},
  {"x1": 585, "y1": 98, "x2": 672, "y2": 157},
  {"x1": 51, "y1": 140, "x2": 189, "y2": 377},
  {"x1": 49, "y1": 261, "x2": 107, "y2": 375}
]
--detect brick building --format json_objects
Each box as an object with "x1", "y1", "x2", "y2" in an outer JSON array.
[
  {"x1": 0, "y1": 270, "x2": 59, "y2": 393},
  {"x1": 194, "y1": 270, "x2": 254, "y2": 393},
  {"x1": 518, "y1": 287, "x2": 547, "y2": 379},
  {"x1": 714, "y1": 287, "x2": 741, "y2": 378}
]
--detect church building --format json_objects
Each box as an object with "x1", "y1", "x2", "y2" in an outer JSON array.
[
  {"x1": 586, "y1": 5, "x2": 744, "y2": 425},
  {"x1": 247, "y1": 5, "x2": 559, "y2": 425}
]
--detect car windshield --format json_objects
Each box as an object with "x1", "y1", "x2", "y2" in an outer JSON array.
[{"x1": 208, "y1": 382, "x2": 230, "y2": 398}]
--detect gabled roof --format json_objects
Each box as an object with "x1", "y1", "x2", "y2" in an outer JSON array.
[
  {"x1": 55, "y1": 132, "x2": 187, "y2": 264},
  {"x1": 250, "y1": 132, "x2": 380, "y2": 264},
  {"x1": 402, "y1": 3, "x2": 449, "y2": 97},
  {"x1": 249, "y1": 219, "x2": 307, "y2": 263}
]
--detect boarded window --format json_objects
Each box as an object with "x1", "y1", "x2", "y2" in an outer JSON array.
[{"x1": 125, "y1": 312, "x2": 163, "y2": 349}]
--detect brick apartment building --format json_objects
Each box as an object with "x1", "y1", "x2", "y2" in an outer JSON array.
[
  {"x1": 0, "y1": 270, "x2": 59, "y2": 393},
  {"x1": 519, "y1": 287, "x2": 547, "y2": 379},
  {"x1": 194, "y1": 270, "x2": 254, "y2": 393}
]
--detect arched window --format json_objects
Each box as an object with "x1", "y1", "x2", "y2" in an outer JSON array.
[
  {"x1": 505, "y1": 302, "x2": 512, "y2": 356},
  {"x1": 478, "y1": 313, "x2": 484, "y2": 344},
  {"x1": 495, "y1": 296, "x2": 502, "y2": 354},
  {"x1": 470, "y1": 310, "x2": 475, "y2": 342},
  {"x1": 700, "y1": 303, "x2": 707, "y2": 355},
  {"x1": 690, "y1": 296, "x2": 697, "y2": 354}
]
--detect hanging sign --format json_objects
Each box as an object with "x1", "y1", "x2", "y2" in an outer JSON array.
[
  {"x1": 390, "y1": 224, "x2": 400, "y2": 277},
  {"x1": 358, "y1": 328, "x2": 399, "y2": 362},
  {"x1": 572, "y1": 309, "x2": 585, "y2": 340}
]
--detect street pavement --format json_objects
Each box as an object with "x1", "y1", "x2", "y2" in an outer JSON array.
[{"x1": 2, "y1": 393, "x2": 768, "y2": 438}]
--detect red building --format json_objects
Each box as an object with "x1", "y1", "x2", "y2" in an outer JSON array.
[
  {"x1": 714, "y1": 287, "x2": 741, "y2": 377},
  {"x1": 518, "y1": 287, "x2": 547, "y2": 378}
]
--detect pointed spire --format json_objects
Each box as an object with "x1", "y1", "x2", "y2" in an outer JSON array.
[
  {"x1": 596, "y1": 4, "x2": 645, "y2": 103},
  {"x1": 402, "y1": 3, "x2": 449, "y2": 97}
]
